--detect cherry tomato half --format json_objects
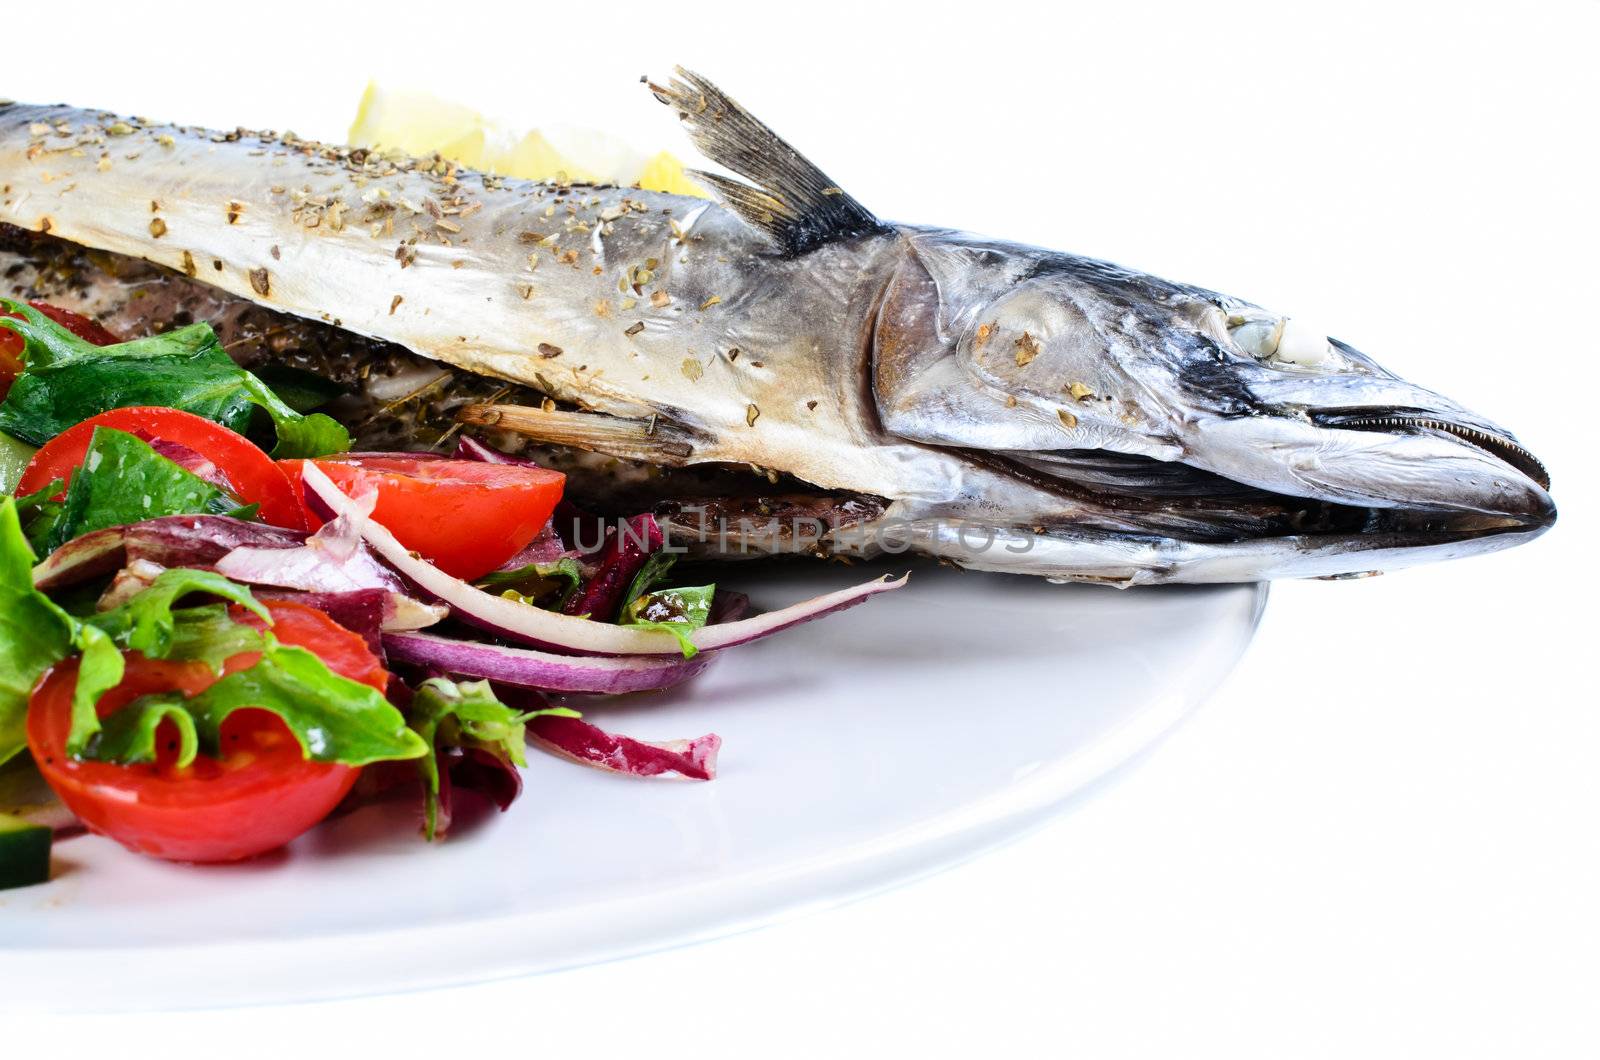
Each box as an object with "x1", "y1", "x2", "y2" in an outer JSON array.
[
  {"x1": 0, "y1": 301, "x2": 120, "y2": 397},
  {"x1": 27, "y1": 601, "x2": 388, "y2": 863},
  {"x1": 17, "y1": 407, "x2": 306, "y2": 530},
  {"x1": 281, "y1": 456, "x2": 564, "y2": 580}
]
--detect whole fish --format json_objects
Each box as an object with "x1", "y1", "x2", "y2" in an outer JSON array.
[{"x1": 0, "y1": 70, "x2": 1554, "y2": 585}]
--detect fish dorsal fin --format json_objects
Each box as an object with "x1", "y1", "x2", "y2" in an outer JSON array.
[{"x1": 647, "y1": 68, "x2": 888, "y2": 256}]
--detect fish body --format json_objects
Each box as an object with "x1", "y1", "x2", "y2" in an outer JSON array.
[{"x1": 0, "y1": 72, "x2": 1554, "y2": 584}]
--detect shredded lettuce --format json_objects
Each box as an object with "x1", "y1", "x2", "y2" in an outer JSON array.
[
  {"x1": 0, "y1": 299, "x2": 349, "y2": 458},
  {"x1": 408, "y1": 678, "x2": 575, "y2": 839}
]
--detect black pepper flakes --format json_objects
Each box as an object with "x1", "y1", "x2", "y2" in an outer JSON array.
[
  {"x1": 249, "y1": 267, "x2": 270, "y2": 297},
  {"x1": 538, "y1": 343, "x2": 563, "y2": 358}
]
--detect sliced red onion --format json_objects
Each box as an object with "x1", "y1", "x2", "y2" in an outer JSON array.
[
  {"x1": 494, "y1": 521, "x2": 569, "y2": 570},
  {"x1": 527, "y1": 715, "x2": 720, "y2": 780},
  {"x1": 149, "y1": 438, "x2": 236, "y2": 496},
  {"x1": 215, "y1": 541, "x2": 402, "y2": 595},
  {"x1": 303, "y1": 458, "x2": 907, "y2": 656},
  {"x1": 32, "y1": 516, "x2": 309, "y2": 591},
  {"x1": 382, "y1": 631, "x2": 713, "y2": 694},
  {"x1": 384, "y1": 596, "x2": 450, "y2": 631},
  {"x1": 215, "y1": 488, "x2": 405, "y2": 595},
  {"x1": 212, "y1": 488, "x2": 445, "y2": 632},
  {"x1": 126, "y1": 516, "x2": 307, "y2": 567},
  {"x1": 454, "y1": 435, "x2": 527, "y2": 465},
  {"x1": 32, "y1": 526, "x2": 128, "y2": 590}
]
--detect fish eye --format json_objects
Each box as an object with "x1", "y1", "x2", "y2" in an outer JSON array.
[{"x1": 1228, "y1": 314, "x2": 1333, "y2": 369}]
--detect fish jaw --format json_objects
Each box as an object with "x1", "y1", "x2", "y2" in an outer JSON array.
[
  {"x1": 1191, "y1": 407, "x2": 1554, "y2": 526},
  {"x1": 835, "y1": 511, "x2": 1548, "y2": 586}
]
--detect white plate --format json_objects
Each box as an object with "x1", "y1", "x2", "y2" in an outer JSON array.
[{"x1": 0, "y1": 564, "x2": 1266, "y2": 1010}]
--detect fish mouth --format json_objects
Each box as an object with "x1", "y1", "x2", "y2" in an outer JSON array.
[
  {"x1": 991, "y1": 451, "x2": 1536, "y2": 535},
  {"x1": 1308, "y1": 407, "x2": 1551, "y2": 492}
]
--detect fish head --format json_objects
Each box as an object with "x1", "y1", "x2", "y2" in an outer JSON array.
[{"x1": 871, "y1": 229, "x2": 1554, "y2": 579}]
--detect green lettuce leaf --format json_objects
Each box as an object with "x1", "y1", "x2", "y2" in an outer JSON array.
[
  {"x1": 619, "y1": 583, "x2": 716, "y2": 658},
  {"x1": 83, "y1": 637, "x2": 425, "y2": 769},
  {"x1": 161, "y1": 603, "x2": 271, "y2": 671},
  {"x1": 86, "y1": 567, "x2": 270, "y2": 660},
  {"x1": 0, "y1": 299, "x2": 349, "y2": 458},
  {"x1": 84, "y1": 698, "x2": 198, "y2": 767},
  {"x1": 619, "y1": 551, "x2": 678, "y2": 616},
  {"x1": 478, "y1": 556, "x2": 585, "y2": 611},
  {"x1": 67, "y1": 624, "x2": 126, "y2": 757},
  {"x1": 1, "y1": 494, "x2": 167, "y2": 759},
  {"x1": 59, "y1": 574, "x2": 267, "y2": 756},
  {"x1": 172, "y1": 639, "x2": 426, "y2": 765},
  {"x1": 239, "y1": 374, "x2": 351, "y2": 459},
  {"x1": 408, "y1": 678, "x2": 575, "y2": 839},
  {"x1": 71, "y1": 574, "x2": 422, "y2": 765},
  {"x1": 11, "y1": 478, "x2": 64, "y2": 556},
  {"x1": 0, "y1": 498, "x2": 75, "y2": 765},
  {"x1": 0, "y1": 431, "x2": 37, "y2": 496},
  {"x1": 249, "y1": 364, "x2": 344, "y2": 413},
  {"x1": 32, "y1": 427, "x2": 255, "y2": 554}
]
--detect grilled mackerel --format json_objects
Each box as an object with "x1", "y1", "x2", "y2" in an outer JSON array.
[{"x1": 0, "y1": 70, "x2": 1553, "y2": 585}]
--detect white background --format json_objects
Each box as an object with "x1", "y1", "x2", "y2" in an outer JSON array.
[{"x1": 10, "y1": 1, "x2": 1597, "y2": 1055}]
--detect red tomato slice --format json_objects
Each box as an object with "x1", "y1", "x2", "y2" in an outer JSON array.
[
  {"x1": 17, "y1": 407, "x2": 306, "y2": 530},
  {"x1": 1, "y1": 301, "x2": 120, "y2": 397},
  {"x1": 27, "y1": 601, "x2": 388, "y2": 863},
  {"x1": 281, "y1": 456, "x2": 564, "y2": 580}
]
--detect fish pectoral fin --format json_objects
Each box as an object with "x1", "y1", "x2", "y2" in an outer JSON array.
[
  {"x1": 646, "y1": 67, "x2": 888, "y2": 256},
  {"x1": 457, "y1": 403, "x2": 697, "y2": 465}
]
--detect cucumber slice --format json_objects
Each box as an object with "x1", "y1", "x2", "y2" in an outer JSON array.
[{"x1": 0, "y1": 812, "x2": 51, "y2": 889}]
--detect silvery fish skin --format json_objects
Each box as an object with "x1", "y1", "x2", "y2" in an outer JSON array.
[{"x1": 0, "y1": 71, "x2": 1554, "y2": 585}]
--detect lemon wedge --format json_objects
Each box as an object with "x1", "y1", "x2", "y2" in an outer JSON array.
[
  {"x1": 348, "y1": 82, "x2": 706, "y2": 197},
  {"x1": 348, "y1": 83, "x2": 490, "y2": 170}
]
